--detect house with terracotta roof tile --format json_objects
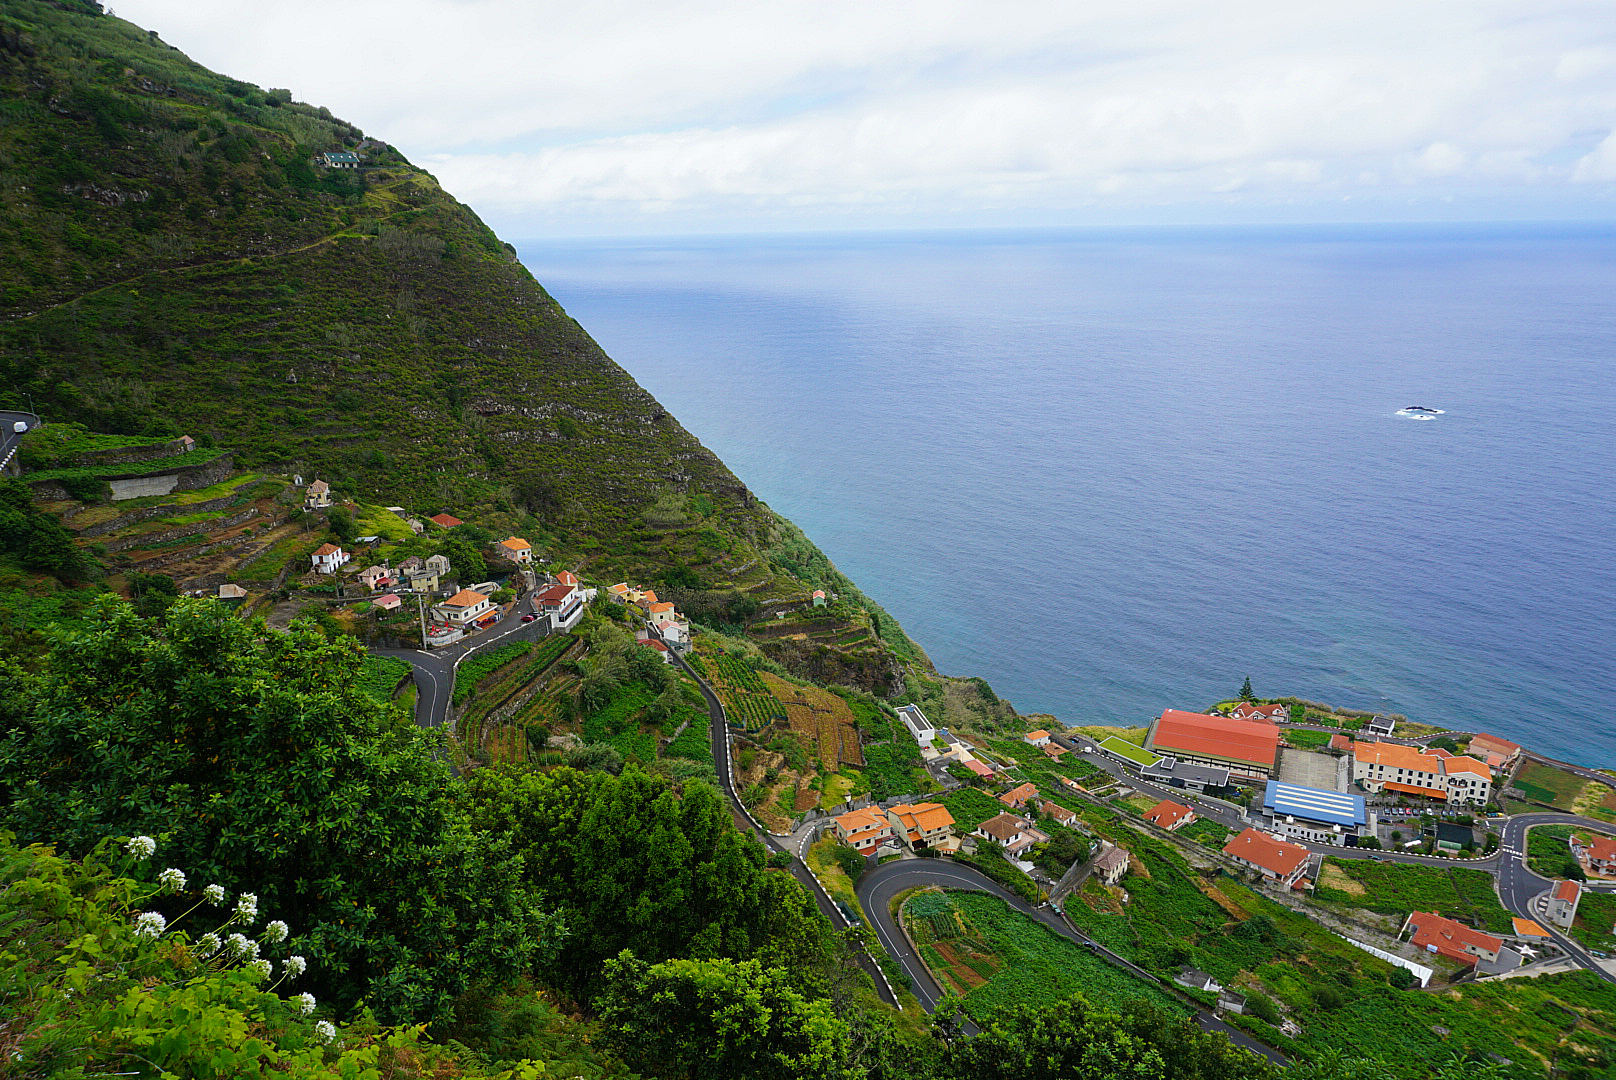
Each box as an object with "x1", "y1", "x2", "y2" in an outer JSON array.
[
  {"x1": 607, "y1": 582, "x2": 632, "y2": 602},
  {"x1": 1572, "y1": 833, "x2": 1616, "y2": 876},
  {"x1": 1024, "y1": 729, "x2": 1051, "y2": 746},
  {"x1": 999, "y1": 782, "x2": 1041, "y2": 809},
  {"x1": 1229, "y1": 702, "x2": 1287, "y2": 723},
  {"x1": 357, "y1": 564, "x2": 391, "y2": 590},
  {"x1": 1091, "y1": 841, "x2": 1131, "y2": 886},
  {"x1": 373, "y1": 593, "x2": 402, "y2": 612},
  {"x1": 1467, "y1": 733, "x2": 1522, "y2": 769},
  {"x1": 1145, "y1": 800, "x2": 1196, "y2": 832},
  {"x1": 1223, "y1": 828, "x2": 1310, "y2": 888},
  {"x1": 534, "y1": 580, "x2": 586, "y2": 632},
  {"x1": 812, "y1": 589, "x2": 826, "y2": 606},
  {"x1": 310, "y1": 542, "x2": 346, "y2": 574},
  {"x1": 1040, "y1": 801, "x2": 1079, "y2": 827},
  {"x1": 433, "y1": 588, "x2": 492, "y2": 626},
  {"x1": 962, "y1": 758, "x2": 995, "y2": 779},
  {"x1": 1403, "y1": 911, "x2": 1503, "y2": 966},
  {"x1": 973, "y1": 813, "x2": 1043, "y2": 857},
  {"x1": 428, "y1": 513, "x2": 463, "y2": 529},
  {"x1": 1352, "y1": 741, "x2": 1492, "y2": 805},
  {"x1": 1146, "y1": 709, "x2": 1280, "y2": 778},
  {"x1": 1546, "y1": 879, "x2": 1582, "y2": 929},
  {"x1": 887, "y1": 802, "x2": 955, "y2": 851},
  {"x1": 834, "y1": 806, "x2": 893, "y2": 854},
  {"x1": 498, "y1": 537, "x2": 533, "y2": 564}
]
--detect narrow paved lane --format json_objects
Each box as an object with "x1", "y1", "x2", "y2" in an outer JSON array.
[{"x1": 373, "y1": 587, "x2": 538, "y2": 730}]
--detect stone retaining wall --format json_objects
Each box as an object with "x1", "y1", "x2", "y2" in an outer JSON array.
[
  {"x1": 103, "y1": 505, "x2": 262, "y2": 552},
  {"x1": 73, "y1": 491, "x2": 249, "y2": 537}
]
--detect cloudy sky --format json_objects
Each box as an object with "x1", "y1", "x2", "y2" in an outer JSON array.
[{"x1": 116, "y1": 0, "x2": 1616, "y2": 234}]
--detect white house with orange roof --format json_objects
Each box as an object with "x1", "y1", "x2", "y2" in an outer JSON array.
[
  {"x1": 1546, "y1": 879, "x2": 1582, "y2": 929},
  {"x1": 1145, "y1": 800, "x2": 1196, "y2": 831},
  {"x1": 973, "y1": 812, "x2": 1044, "y2": 857},
  {"x1": 1352, "y1": 741, "x2": 1492, "y2": 805},
  {"x1": 498, "y1": 537, "x2": 534, "y2": 565},
  {"x1": 534, "y1": 579, "x2": 586, "y2": 632},
  {"x1": 1024, "y1": 729, "x2": 1051, "y2": 747},
  {"x1": 1572, "y1": 833, "x2": 1616, "y2": 876},
  {"x1": 310, "y1": 543, "x2": 346, "y2": 574},
  {"x1": 433, "y1": 588, "x2": 492, "y2": 626},
  {"x1": 1467, "y1": 733, "x2": 1522, "y2": 770},
  {"x1": 886, "y1": 802, "x2": 956, "y2": 851},
  {"x1": 607, "y1": 582, "x2": 632, "y2": 602},
  {"x1": 1223, "y1": 828, "x2": 1311, "y2": 888},
  {"x1": 1229, "y1": 702, "x2": 1287, "y2": 723},
  {"x1": 834, "y1": 806, "x2": 894, "y2": 854}
]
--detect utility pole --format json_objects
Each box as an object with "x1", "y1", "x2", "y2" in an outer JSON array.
[{"x1": 416, "y1": 590, "x2": 429, "y2": 648}]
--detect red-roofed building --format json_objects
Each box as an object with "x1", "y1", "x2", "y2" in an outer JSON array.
[
  {"x1": 428, "y1": 513, "x2": 463, "y2": 529},
  {"x1": 498, "y1": 537, "x2": 533, "y2": 564},
  {"x1": 1145, "y1": 800, "x2": 1197, "y2": 832},
  {"x1": 962, "y1": 758, "x2": 995, "y2": 779},
  {"x1": 973, "y1": 812, "x2": 1043, "y2": 857},
  {"x1": 556, "y1": 570, "x2": 579, "y2": 587},
  {"x1": 1229, "y1": 702, "x2": 1287, "y2": 723},
  {"x1": 310, "y1": 542, "x2": 346, "y2": 574},
  {"x1": 1330, "y1": 733, "x2": 1354, "y2": 752},
  {"x1": 834, "y1": 806, "x2": 892, "y2": 853},
  {"x1": 1467, "y1": 733, "x2": 1522, "y2": 769},
  {"x1": 433, "y1": 588, "x2": 491, "y2": 626},
  {"x1": 1042, "y1": 743, "x2": 1070, "y2": 759},
  {"x1": 999, "y1": 782, "x2": 1041, "y2": 809},
  {"x1": 1223, "y1": 828, "x2": 1310, "y2": 887},
  {"x1": 1547, "y1": 879, "x2": 1582, "y2": 929},
  {"x1": 1040, "y1": 801, "x2": 1078, "y2": 827},
  {"x1": 1147, "y1": 710, "x2": 1280, "y2": 777},
  {"x1": 1024, "y1": 729, "x2": 1051, "y2": 746},
  {"x1": 637, "y1": 637, "x2": 671, "y2": 662},
  {"x1": 1403, "y1": 911, "x2": 1503, "y2": 965},
  {"x1": 373, "y1": 593, "x2": 402, "y2": 612},
  {"x1": 534, "y1": 581, "x2": 586, "y2": 631},
  {"x1": 887, "y1": 802, "x2": 956, "y2": 850},
  {"x1": 1352, "y1": 742, "x2": 1492, "y2": 805},
  {"x1": 1572, "y1": 833, "x2": 1616, "y2": 876}
]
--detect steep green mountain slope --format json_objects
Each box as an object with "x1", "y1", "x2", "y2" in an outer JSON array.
[{"x1": 0, "y1": 0, "x2": 941, "y2": 694}]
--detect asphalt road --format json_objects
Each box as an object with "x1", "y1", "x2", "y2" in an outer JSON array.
[
  {"x1": 373, "y1": 587, "x2": 540, "y2": 731},
  {"x1": 1496, "y1": 812, "x2": 1616, "y2": 982},
  {"x1": 856, "y1": 859, "x2": 1286, "y2": 1065},
  {"x1": 0, "y1": 411, "x2": 40, "y2": 469}
]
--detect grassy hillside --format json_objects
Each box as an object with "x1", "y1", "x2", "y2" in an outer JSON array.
[{"x1": 0, "y1": 0, "x2": 947, "y2": 698}]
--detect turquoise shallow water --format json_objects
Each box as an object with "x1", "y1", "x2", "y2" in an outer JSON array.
[{"x1": 515, "y1": 225, "x2": 1616, "y2": 767}]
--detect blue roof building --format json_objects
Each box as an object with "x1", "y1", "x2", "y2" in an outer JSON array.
[{"x1": 1262, "y1": 781, "x2": 1371, "y2": 846}]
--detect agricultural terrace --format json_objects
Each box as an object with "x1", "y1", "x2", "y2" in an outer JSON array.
[
  {"x1": 901, "y1": 890, "x2": 1183, "y2": 1022},
  {"x1": 456, "y1": 637, "x2": 578, "y2": 765},
  {"x1": 981, "y1": 736, "x2": 1106, "y2": 793},
  {"x1": 701, "y1": 647, "x2": 784, "y2": 733},
  {"x1": 759, "y1": 671, "x2": 864, "y2": 769},
  {"x1": 1314, "y1": 859, "x2": 1514, "y2": 933},
  {"x1": 356, "y1": 654, "x2": 411, "y2": 705}
]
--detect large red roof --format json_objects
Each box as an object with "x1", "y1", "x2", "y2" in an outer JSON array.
[
  {"x1": 1407, "y1": 912, "x2": 1502, "y2": 960},
  {"x1": 1223, "y1": 828, "x2": 1308, "y2": 877},
  {"x1": 1152, "y1": 709, "x2": 1279, "y2": 768}
]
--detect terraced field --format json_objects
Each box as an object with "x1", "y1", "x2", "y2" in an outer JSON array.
[{"x1": 760, "y1": 671, "x2": 864, "y2": 769}]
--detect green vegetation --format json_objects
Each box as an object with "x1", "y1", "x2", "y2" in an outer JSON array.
[
  {"x1": 1098, "y1": 735, "x2": 1158, "y2": 766},
  {"x1": 0, "y1": 476, "x2": 98, "y2": 583},
  {"x1": 355, "y1": 652, "x2": 409, "y2": 704},
  {"x1": 1572, "y1": 889, "x2": 1616, "y2": 953},
  {"x1": 939, "y1": 787, "x2": 1011, "y2": 831},
  {"x1": 665, "y1": 720, "x2": 714, "y2": 763},
  {"x1": 1525, "y1": 824, "x2": 1577, "y2": 878},
  {"x1": 1513, "y1": 764, "x2": 1588, "y2": 810},
  {"x1": 1177, "y1": 816, "x2": 1234, "y2": 848},
  {"x1": 22, "y1": 445, "x2": 232, "y2": 484},
  {"x1": 1284, "y1": 728, "x2": 1332, "y2": 749},
  {"x1": 452, "y1": 640, "x2": 536, "y2": 705},
  {"x1": 1314, "y1": 859, "x2": 1514, "y2": 933}
]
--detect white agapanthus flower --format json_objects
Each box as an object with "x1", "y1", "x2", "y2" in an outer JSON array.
[
  {"x1": 245, "y1": 958, "x2": 272, "y2": 981},
  {"x1": 157, "y1": 867, "x2": 187, "y2": 892},
  {"x1": 314, "y1": 1020, "x2": 337, "y2": 1044},
  {"x1": 293, "y1": 991, "x2": 316, "y2": 1015},
  {"x1": 263, "y1": 919, "x2": 290, "y2": 944},
  {"x1": 225, "y1": 933, "x2": 259, "y2": 961},
  {"x1": 132, "y1": 911, "x2": 167, "y2": 938},
  {"x1": 234, "y1": 892, "x2": 258, "y2": 923},
  {"x1": 203, "y1": 883, "x2": 225, "y2": 905},
  {"x1": 285, "y1": 955, "x2": 307, "y2": 978},
  {"x1": 125, "y1": 835, "x2": 156, "y2": 859},
  {"x1": 195, "y1": 932, "x2": 221, "y2": 957}
]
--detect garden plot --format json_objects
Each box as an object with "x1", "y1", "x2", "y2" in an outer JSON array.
[{"x1": 759, "y1": 671, "x2": 863, "y2": 769}]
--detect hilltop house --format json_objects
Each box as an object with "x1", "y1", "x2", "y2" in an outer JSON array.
[
  {"x1": 534, "y1": 578, "x2": 587, "y2": 632},
  {"x1": 1024, "y1": 729, "x2": 1052, "y2": 747},
  {"x1": 498, "y1": 537, "x2": 534, "y2": 565},
  {"x1": 897, "y1": 705, "x2": 936, "y2": 746},
  {"x1": 310, "y1": 543, "x2": 346, "y2": 574},
  {"x1": 1223, "y1": 828, "x2": 1310, "y2": 889},
  {"x1": 834, "y1": 806, "x2": 893, "y2": 854},
  {"x1": 1403, "y1": 911, "x2": 1504, "y2": 966},
  {"x1": 319, "y1": 150, "x2": 363, "y2": 168},
  {"x1": 1091, "y1": 841, "x2": 1131, "y2": 886},
  {"x1": 1229, "y1": 702, "x2": 1287, "y2": 723},
  {"x1": 999, "y1": 782, "x2": 1041, "y2": 809},
  {"x1": 433, "y1": 588, "x2": 493, "y2": 627},
  {"x1": 1351, "y1": 741, "x2": 1492, "y2": 805},
  {"x1": 304, "y1": 480, "x2": 331, "y2": 511},
  {"x1": 812, "y1": 589, "x2": 826, "y2": 606},
  {"x1": 1145, "y1": 800, "x2": 1196, "y2": 832},
  {"x1": 887, "y1": 802, "x2": 956, "y2": 851},
  {"x1": 1546, "y1": 880, "x2": 1582, "y2": 929},
  {"x1": 1572, "y1": 834, "x2": 1616, "y2": 876},
  {"x1": 1040, "y1": 801, "x2": 1079, "y2": 827},
  {"x1": 973, "y1": 813, "x2": 1044, "y2": 858}
]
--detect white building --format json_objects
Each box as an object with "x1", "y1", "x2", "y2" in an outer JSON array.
[
  {"x1": 897, "y1": 704, "x2": 936, "y2": 746},
  {"x1": 310, "y1": 543, "x2": 346, "y2": 574},
  {"x1": 1352, "y1": 742, "x2": 1493, "y2": 806},
  {"x1": 433, "y1": 588, "x2": 492, "y2": 626}
]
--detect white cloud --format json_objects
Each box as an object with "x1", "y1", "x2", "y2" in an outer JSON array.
[{"x1": 114, "y1": 0, "x2": 1616, "y2": 229}]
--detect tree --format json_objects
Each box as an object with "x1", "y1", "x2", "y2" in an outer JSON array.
[
  {"x1": 0, "y1": 596, "x2": 558, "y2": 1023},
  {"x1": 438, "y1": 535, "x2": 487, "y2": 584},
  {"x1": 127, "y1": 569, "x2": 178, "y2": 618},
  {"x1": 1239, "y1": 676, "x2": 1256, "y2": 703},
  {"x1": 325, "y1": 505, "x2": 356, "y2": 544},
  {"x1": 596, "y1": 951, "x2": 853, "y2": 1080}
]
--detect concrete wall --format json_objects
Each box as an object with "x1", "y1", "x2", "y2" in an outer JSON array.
[{"x1": 109, "y1": 474, "x2": 181, "y2": 500}]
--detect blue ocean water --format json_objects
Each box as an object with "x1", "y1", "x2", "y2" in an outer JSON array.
[{"x1": 514, "y1": 225, "x2": 1616, "y2": 767}]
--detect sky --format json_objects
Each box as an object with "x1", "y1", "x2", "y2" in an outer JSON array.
[{"x1": 114, "y1": 0, "x2": 1616, "y2": 235}]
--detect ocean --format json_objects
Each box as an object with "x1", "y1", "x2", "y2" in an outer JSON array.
[{"x1": 514, "y1": 224, "x2": 1616, "y2": 768}]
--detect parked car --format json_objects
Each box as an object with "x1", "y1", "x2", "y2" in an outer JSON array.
[{"x1": 521, "y1": 613, "x2": 536, "y2": 623}]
